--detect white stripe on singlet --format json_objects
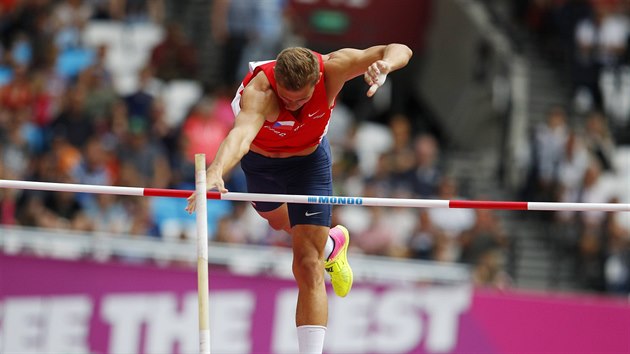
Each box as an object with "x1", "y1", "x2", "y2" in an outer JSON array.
[{"x1": 231, "y1": 60, "x2": 274, "y2": 117}]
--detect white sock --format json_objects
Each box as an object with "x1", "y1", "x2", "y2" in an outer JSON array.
[
  {"x1": 297, "y1": 325, "x2": 326, "y2": 354},
  {"x1": 324, "y1": 235, "x2": 335, "y2": 260}
]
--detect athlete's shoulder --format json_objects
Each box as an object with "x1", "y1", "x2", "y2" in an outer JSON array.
[
  {"x1": 244, "y1": 71, "x2": 274, "y2": 96},
  {"x1": 241, "y1": 71, "x2": 278, "y2": 116}
]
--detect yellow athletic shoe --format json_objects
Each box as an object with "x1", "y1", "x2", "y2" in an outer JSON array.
[{"x1": 324, "y1": 225, "x2": 353, "y2": 297}]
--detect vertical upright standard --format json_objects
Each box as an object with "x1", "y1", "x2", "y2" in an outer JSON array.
[{"x1": 195, "y1": 154, "x2": 211, "y2": 354}]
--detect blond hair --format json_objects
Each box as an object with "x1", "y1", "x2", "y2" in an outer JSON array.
[{"x1": 274, "y1": 47, "x2": 319, "y2": 91}]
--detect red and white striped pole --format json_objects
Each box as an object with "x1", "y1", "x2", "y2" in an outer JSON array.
[{"x1": 1, "y1": 179, "x2": 628, "y2": 212}]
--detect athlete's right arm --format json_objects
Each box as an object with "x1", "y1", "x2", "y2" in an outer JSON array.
[
  {"x1": 205, "y1": 83, "x2": 271, "y2": 191},
  {"x1": 186, "y1": 82, "x2": 272, "y2": 214}
]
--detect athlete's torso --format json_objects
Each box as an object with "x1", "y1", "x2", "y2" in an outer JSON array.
[{"x1": 236, "y1": 52, "x2": 335, "y2": 155}]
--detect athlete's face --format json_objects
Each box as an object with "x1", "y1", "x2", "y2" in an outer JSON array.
[{"x1": 276, "y1": 84, "x2": 316, "y2": 111}]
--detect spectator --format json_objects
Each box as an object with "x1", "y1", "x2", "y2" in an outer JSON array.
[
  {"x1": 169, "y1": 132, "x2": 195, "y2": 188},
  {"x1": 383, "y1": 201, "x2": 417, "y2": 258},
  {"x1": 123, "y1": 65, "x2": 159, "y2": 128},
  {"x1": 408, "y1": 210, "x2": 445, "y2": 260},
  {"x1": 599, "y1": 65, "x2": 630, "y2": 140},
  {"x1": 50, "y1": 85, "x2": 95, "y2": 149},
  {"x1": 558, "y1": 159, "x2": 615, "y2": 230},
  {"x1": 353, "y1": 206, "x2": 397, "y2": 257},
  {"x1": 83, "y1": 193, "x2": 131, "y2": 234},
  {"x1": 386, "y1": 114, "x2": 417, "y2": 193},
  {"x1": 114, "y1": 197, "x2": 160, "y2": 263},
  {"x1": 72, "y1": 137, "x2": 112, "y2": 207},
  {"x1": 223, "y1": 201, "x2": 269, "y2": 245},
  {"x1": 333, "y1": 147, "x2": 363, "y2": 197},
  {"x1": 460, "y1": 209, "x2": 509, "y2": 266},
  {"x1": 583, "y1": 110, "x2": 616, "y2": 171},
  {"x1": 52, "y1": 0, "x2": 93, "y2": 31},
  {"x1": 103, "y1": 98, "x2": 129, "y2": 151},
  {"x1": 557, "y1": 131, "x2": 590, "y2": 200},
  {"x1": 577, "y1": 223, "x2": 606, "y2": 291},
  {"x1": 471, "y1": 248, "x2": 512, "y2": 289},
  {"x1": 149, "y1": 22, "x2": 198, "y2": 81},
  {"x1": 77, "y1": 53, "x2": 117, "y2": 132},
  {"x1": 48, "y1": 137, "x2": 80, "y2": 181},
  {"x1": 2, "y1": 0, "x2": 52, "y2": 65},
  {"x1": 13, "y1": 152, "x2": 59, "y2": 227},
  {"x1": 118, "y1": 0, "x2": 165, "y2": 24},
  {"x1": 215, "y1": 202, "x2": 250, "y2": 245},
  {"x1": 0, "y1": 154, "x2": 17, "y2": 225},
  {"x1": 51, "y1": 0, "x2": 93, "y2": 51},
  {"x1": 127, "y1": 196, "x2": 158, "y2": 237},
  {"x1": 0, "y1": 64, "x2": 32, "y2": 112},
  {"x1": 426, "y1": 176, "x2": 476, "y2": 262},
  {"x1": 38, "y1": 179, "x2": 92, "y2": 232},
  {"x1": 116, "y1": 117, "x2": 171, "y2": 188},
  {"x1": 33, "y1": 54, "x2": 68, "y2": 118},
  {"x1": 603, "y1": 210, "x2": 630, "y2": 294},
  {"x1": 573, "y1": 0, "x2": 629, "y2": 112},
  {"x1": 31, "y1": 70, "x2": 59, "y2": 128},
  {"x1": 407, "y1": 133, "x2": 442, "y2": 198},
  {"x1": 27, "y1": 8, "x2": 57, "y2": 71},
  {"x1": 2, "y1": 115, "x2": 30, "y2": 181},
  {"x1": 10, "y1": 30, "x2": 32, "y2": 63},
  {"x1": 211, "y1": 0, "x2": 286, "y2": 86},
  {"x1": 363, "y1": 154, "x2": 395, "y2": 198},
  {"x1": 530, "y1": 105, "x2": 569, "y2": 201},
  {"x1": 209, "y1": 84, "x2": 237, "y2": 128},
  {"x1": 180, "y1": 94, "x2": 231, "y2": 164},
  {"x1": 89, "y1": 0, "x2": 123, "y2": 21},
  {"x1": 146, "y1": 96, "x2": 173, "y2": 147}
]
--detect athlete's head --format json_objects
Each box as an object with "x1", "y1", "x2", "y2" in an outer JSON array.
[{"x1": 274, "y1": 47, "x2": 321, "y2": 111}]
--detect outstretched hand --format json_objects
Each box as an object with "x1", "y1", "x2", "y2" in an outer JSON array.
[
  {"x1": 185, "y1": 193, "x2": 199, "y2": 214},
  {"x1": 365, "y1": 60, "x2": 391, "y2": 97},
  {"x1": 185, "y1": 170, "x2": 228, "y2": 214}
]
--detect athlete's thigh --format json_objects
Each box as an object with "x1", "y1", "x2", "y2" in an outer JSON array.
[
  {"x1": 286, "y1": 140, "x2": 333, "y2": 227},
  {"x1": 241, "y1": 151, "x2": 286, "y2": 212}
]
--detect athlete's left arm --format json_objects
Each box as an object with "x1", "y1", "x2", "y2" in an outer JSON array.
[{"x1": 325, "y1": 44, "x2": 413, "y2": 97}]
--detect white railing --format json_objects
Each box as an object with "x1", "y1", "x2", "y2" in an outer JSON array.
[{"x1": 0, "y1": 225, "x2": 471, "y2": 284}]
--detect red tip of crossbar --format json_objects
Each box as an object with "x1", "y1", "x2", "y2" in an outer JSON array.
[
  {"x1": 143, "y1": 188, "x2": 222, "y2": 200},
  {"x1": 449, "y1": 200, "x2": 528, "y2": 210}
]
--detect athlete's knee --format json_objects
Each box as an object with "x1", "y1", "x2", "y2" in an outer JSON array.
[{"x1": 292, "y1": 255, "x2": 324, "y2": 287}]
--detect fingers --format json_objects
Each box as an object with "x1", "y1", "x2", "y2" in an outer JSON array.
[
  {"x1": 363, "y1": 67, "x2": 380, "y2": 86},
  {"x1": 186, "y1": 194, "x2": 196, "y2": 214},
  {"x1": 216, "y1": 182, "x2": 228, "y2": 194},
  {"x1": 365, "y1": 61, "x2": 389, "y2": 97},
  {"x1": 185, "y1": 184, "x2": 228, "y2": 214},
  {"x1": 366, "y1": 73, "x2": 387, "y2": 97},
  {"x1": 367, "y1": 84, "x2": 380, "y2": 97},
  {"x1": 365, "y1": 61, "x2": 389, "y2": 83}
]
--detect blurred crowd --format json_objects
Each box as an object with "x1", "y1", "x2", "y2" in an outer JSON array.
[
  {"x1": 520, "y1": 105, "x2": 630, "y2": 294},
  {"x1": 0, "y1": 0, "x2": 511, "y2": 289},
  {"x1": 515, "y1": 0, "x2": 630, "y2": 141},
  {"x1": 515, "y1": 0, "x2": 630, "y2": 294},
  {"x1": 1, "y1": 0, "x2": 629, "y2": 295}
]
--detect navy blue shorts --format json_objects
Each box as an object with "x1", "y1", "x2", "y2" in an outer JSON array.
[{"x1": 241, "y1": 137, "x2": 332, "y2": 227}]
